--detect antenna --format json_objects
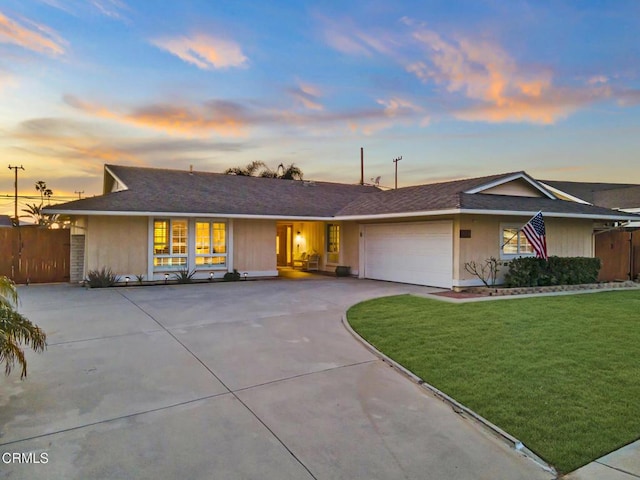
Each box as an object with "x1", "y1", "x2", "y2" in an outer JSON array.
[
  {"x1": 74, "y1": 190, "x2": 85, "y2": 199},
  {"x1": 392, "y1": 156, "x2": 402, "y2": 189}
]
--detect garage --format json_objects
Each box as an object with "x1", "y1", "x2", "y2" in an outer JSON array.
[{"x1": 362, "y1": 221, "x2": 453, "y2": 288}]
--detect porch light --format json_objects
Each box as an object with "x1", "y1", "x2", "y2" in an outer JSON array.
[
  {"x1": 209, "y1": 272, "x2": 214, "y2": 282},
  {"x1": 164, "y1": 273, "x2": 169, "y2": 284},
  {"x1": 243, "y1": 272, "x2": 248, "y2": 280},
  {"x1": 296, "y1": 231, "x2": 302, "y2": 242},
  {"x1": 125, "y1": 276, "x2": 130, "y2": 286}
]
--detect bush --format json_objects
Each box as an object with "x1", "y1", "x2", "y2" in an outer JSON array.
[
  {"x1": 504, "y1": 256, "x2": 601, "y2": 287},
  {"x1": 172, "y1": 268, "x2": 195, "y2": 283},
  {"x1": 223, "y1": 269, "x2": 241, "y2": 281},
  {"x1": 87, "y1": 267, "x2": 120, "y2": 288}
]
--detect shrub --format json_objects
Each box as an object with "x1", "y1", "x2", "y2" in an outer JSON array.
[
  {"x1": 172, "y1": 268, "x2": 195, "y2": 283},
  {"x1": 87, "y1": 267, "x2": 120, "y2": 288},
  {"x1": 223, "y1": 269, "x2": 241, "y2": 281},
  {"x1": 504, "y1": 256, "x2": 601, "y2": 287},
  {"x1": 464, "y1": 257, "x2": 500, "y2": 287}
]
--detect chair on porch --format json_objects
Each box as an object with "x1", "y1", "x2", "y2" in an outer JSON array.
[
  {"x1": 293, "y1": 252, "x2": 320, "y2": 271},
  {"x1": 303, "y1": 253, "x2": 320, "y2": 271}
]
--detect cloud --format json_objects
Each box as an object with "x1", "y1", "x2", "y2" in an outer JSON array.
[
  {"x1": 90, "y1": 0, "x2": 129, "y2": 20},
  {"x1": 36, "y1": 0, "x2": 129, "y2": 21},
  {"x1": 321, "y1": 17, "x2": 395, "y2": 57},
  {"x1": 407, "y1": 27, "x2": 612, "y2": 124},
  {"x1": 0, "y1": 10, "x2": 66, "y2": 56},
  {"x1": 151, "y1": 34, "x2": 247, "y2": 70},
  {"x1": 288, "y1": 83, "x2": 324, "y2": 111}
]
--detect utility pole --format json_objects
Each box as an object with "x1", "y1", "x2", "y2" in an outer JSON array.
[
  {"x1": 8, "y1": 165, "x2": 24, "y2": 225},
  {"x1": 75, "y1": 190, "x2": 84, "y2": 199},
  {"x1": 392, "y1": 156, "x2": 402, "y2": 189}
]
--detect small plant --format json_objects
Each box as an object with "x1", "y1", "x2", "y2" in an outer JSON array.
[
  {"x1": 135, "y1": 274, "x2": 145, "y2": 284},
  {"x1": 172, "y1": 268, "x2": 195, "y2": 284},
  {"x1": 464, "y1": 257, "x2": 500, "y2": 287},
  {"x1": 86, "y1": 267, "x2": 120, "y2": 288},
  {"x1": 223, "y1": 269, "x2": 241, "y2": 281}
]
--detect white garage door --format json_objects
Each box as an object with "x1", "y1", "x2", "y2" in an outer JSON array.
[{"x1": 363, "y1": 221, "x2": 453, "y2": 288}]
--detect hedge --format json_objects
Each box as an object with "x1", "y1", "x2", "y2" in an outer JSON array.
[{"x1": 504, "y1": 256, "x2": 601, "y2": 287}]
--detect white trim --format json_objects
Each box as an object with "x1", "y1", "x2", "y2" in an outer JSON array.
[
  {"x1": 46, "y1": 207, "x2": 640, "y2": 223},
  {"x1": 499, "y1": 223, "x2": 535, "y2": 260},
  {"x1": 538, "y1": 182, "x2": 591, "y2": 205},
  {"x1": 45, "y1": 209, "x2": 334, "y2": 221},
  {"x1": 147, "y1": 217, "x2": 154, "y2": 281},
  {"x1": 104, "y1": 165, "x2": 129, "y2": 192},
  {"x1": 228, "y1": 218, "x2": 234, "y2": 272},
  {"x1": 464, "y1": 172, "x2": 556, "y2": 199}
]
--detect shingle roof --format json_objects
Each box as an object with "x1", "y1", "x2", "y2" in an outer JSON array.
[
  {"x1": 45, "y1": 165, "x2": 639, "y2": 221},
  {"x1": 47, "y1": 164, "x2": 380, "y2": 218},
  {"x1": 542, "y1": 180, "x2": 640, "y2": 209},
  {"x1": 335, "y1": 172, "x2": 520, "y2": 215}
]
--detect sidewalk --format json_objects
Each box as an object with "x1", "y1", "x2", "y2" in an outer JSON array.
[{"x1": 564, "y1": 441, "x2": 640, "y2": 479}]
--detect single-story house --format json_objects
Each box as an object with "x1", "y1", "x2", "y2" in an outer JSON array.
[{"x1": 45, "y1": 164, "x2": 640, "y2": 289}]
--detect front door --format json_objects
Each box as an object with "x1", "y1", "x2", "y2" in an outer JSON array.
[{"x1": 276, "y1": 224, "x2": 292, "y2": 266}]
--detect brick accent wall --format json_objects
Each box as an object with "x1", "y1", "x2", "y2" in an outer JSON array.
[{"x1": 70, "y1": 234, "x2": 85, "y2": 283}]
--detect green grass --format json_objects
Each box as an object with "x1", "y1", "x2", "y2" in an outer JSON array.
[{"x1": 347, "y1": 290, "x2": 640, "y2": 473}]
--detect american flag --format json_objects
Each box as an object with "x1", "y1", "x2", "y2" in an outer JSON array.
[{"x1": 521, "y1": 211, "x2": 548, "y2": 260}]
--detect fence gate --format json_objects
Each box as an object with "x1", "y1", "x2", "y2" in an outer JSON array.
[
  {"x1": 595, "y1": 230, "x2": 639, "y2": 282},
  {"x1": 0, "y1": 227, "x2": 70, "y2": 284}
]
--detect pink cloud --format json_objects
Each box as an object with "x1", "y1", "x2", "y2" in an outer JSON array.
[
  {"x1": 408, "y1": 28, "x2": 612, "y2": 124},
  {"x1": 0, "y1": 10, "x2": 66, "y2": 56},
  {"x1": 151, "y1": 33, "x2": 247, "y2": 70}
]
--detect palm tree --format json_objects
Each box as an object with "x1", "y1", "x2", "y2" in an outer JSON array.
[
  {"x1": 278, "y1": 163, "x2": 304, "y2": 180},
  {"x1": 224, "y1": 161, "x2": 269, "y2": 176},
  {"x1": 225, "y1": 161, "x2": 303, "y2": 180},
  {"x1": 0, "y1": 276, "x2": 46, "y2": 378}
]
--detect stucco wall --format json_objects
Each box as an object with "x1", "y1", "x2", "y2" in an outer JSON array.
[
  {"x1": 86, "y1": 216, "x2": 147, "y2": 275},
  {"x1": 341, "y1": 222, "x2": 360, "y2": 275},
  {"x1": 233, "y1": 219, "x2": 276, "y2": 271},
  {"x1": 455, "y1": 214, "x2": 595, "y2": 284},
  {"x1": 481, "y1": 179, "x2": 544, "y2": 197}
]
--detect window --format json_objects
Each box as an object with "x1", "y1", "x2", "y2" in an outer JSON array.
[
  {"x1": 153, "y1": 219, "x2": 188, "y2": 267},
  {"x1": 501, "y1": 227, "x2": 534, "y2": 257},
  {"x1": 195, "y1": 221, "x2": 227, "y2": 267},
  {"x1": 327, "y1": 224, "x2": 340, "y2": 264}
]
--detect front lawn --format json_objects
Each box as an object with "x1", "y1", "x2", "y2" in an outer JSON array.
[{"x1": 347, "y1": 290, "x2": 640, "y2": 474}]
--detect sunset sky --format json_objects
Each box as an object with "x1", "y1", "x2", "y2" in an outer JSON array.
[{"x1": 1, "y1": 0, "x2": 639, "y2": 215}]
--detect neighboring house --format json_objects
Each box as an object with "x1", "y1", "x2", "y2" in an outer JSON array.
[
  {"x1": 45, "y1": 165, "x2": 639, "y2": 289},
  {"x1": 541, "y1": 180, "x2": 640, "y2": 281},
  {"x1": 0, "y1": 215, "x2": 13, "y2": 227}
]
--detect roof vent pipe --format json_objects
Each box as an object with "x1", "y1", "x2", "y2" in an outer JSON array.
[{"x1": 189, "y1": 164, "x2": 193, "y2": 175}]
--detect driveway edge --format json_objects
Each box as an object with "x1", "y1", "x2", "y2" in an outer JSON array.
[{"x1": 341, "y1": 311, "x2": 558, "y2": 478}]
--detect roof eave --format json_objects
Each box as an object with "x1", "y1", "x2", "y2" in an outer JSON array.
[{"x1": 45, "y1": 207, "x2": 640, "y2": 223}]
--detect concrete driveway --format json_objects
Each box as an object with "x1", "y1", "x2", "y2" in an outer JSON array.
[{"x1": 1, "y1": 277, "x2": 553, "y2": 479}]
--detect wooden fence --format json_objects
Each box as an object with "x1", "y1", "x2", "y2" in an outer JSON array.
[
  {"x1": 595, "y1": 230, "x2": 639, "y2": 282},
  {"x1": 0, "y1": 227, "x2": 70, "y2": 284}
]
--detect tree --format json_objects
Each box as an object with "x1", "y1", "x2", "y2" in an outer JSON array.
[
  {"x1": 0, "y1": 276, "x2": 47, "y2": 378},
  {"x1": 278, "y1": 163, "x2": 303, "y2": 180},
  {"x1": 21, "y1": 181, "x2": 59, "y2": 226},
  {"x1": 224, "y1": 161, "x2": 269, "y2": 177},
  {"x1": 225, "y1": 161, "x2": 303, "y2": 180}
]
